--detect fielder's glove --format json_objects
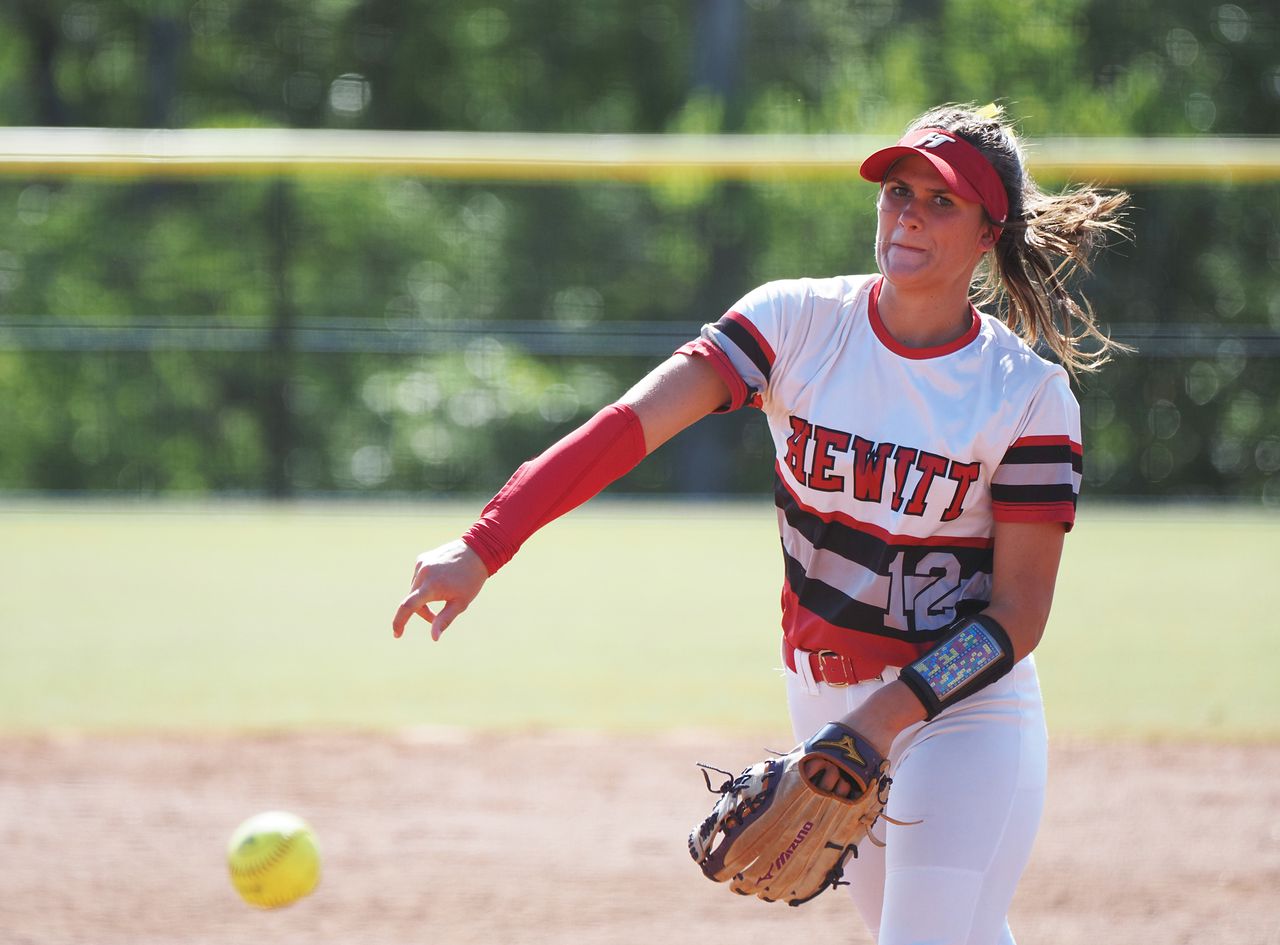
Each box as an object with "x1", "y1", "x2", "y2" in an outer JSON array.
[{"x1": 688, "y1": 721, "x2": 894, "y2": 906}]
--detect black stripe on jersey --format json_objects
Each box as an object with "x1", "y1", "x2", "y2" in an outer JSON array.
[
  {"x1": 783, "y1": 549, "x2": 891, "y2": 635},
  {"x1": 989, "y1": 482, "x2": 1078, "y2": 505},
  {"x1": 714, "y1": 315, "x2": 772, "y2": 382},
  {"x1": 775, "y1": 475, "x2": 993, "y2": 578},
  {"x1": 1002, "y1": 443, "x2": 1084, "y2": 473},
  {"x1": 782, "y1": 549, "x2": 989, "y2": 642}
]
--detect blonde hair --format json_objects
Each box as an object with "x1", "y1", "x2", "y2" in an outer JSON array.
[{"x1": 906, "y1": 103, "x2": 1132, "y2": 374}]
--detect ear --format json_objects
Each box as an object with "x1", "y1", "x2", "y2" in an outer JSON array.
[{"x1": 977, "y1": 224, "x2": 999, "y2": 252}]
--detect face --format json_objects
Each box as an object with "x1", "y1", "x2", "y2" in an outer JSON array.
[{"x1": 874, "y1": 153, "x2": 997, "y2": 292}]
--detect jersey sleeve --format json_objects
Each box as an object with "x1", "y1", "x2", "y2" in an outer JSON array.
[
  {"x1": 990, "y1": 370, "x2": 1084, "y2": 531},
  {"x1": 673, "y1": 281, "x2": 796, "y2": 412}
]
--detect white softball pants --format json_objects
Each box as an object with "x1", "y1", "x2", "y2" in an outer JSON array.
[{"x1": 786, "y1": 655, "x2": 1048, "y2": 945}]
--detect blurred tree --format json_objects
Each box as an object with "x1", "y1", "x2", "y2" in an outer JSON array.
[{"x1": 0, "y1": 0, "x2": 1275, "y2": 501}]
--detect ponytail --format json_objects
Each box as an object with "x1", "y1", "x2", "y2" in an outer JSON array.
[{"x1": 908, "y1": 104, "x2": 1132, "y2": 375}]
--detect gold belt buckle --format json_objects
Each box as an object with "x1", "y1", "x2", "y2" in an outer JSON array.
[{"x1": 815, "y1": 650, "x2": 852, "y2": 687}]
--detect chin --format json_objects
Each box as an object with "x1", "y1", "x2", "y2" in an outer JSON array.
[{"x1": 879, "y1": 262, "x2": 933, "y2": 287}]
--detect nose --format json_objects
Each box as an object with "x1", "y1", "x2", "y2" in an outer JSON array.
[{"x1": 896, "y1": 198, "x2": 925, "y2": 230}]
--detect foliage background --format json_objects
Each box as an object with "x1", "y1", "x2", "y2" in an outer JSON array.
[{"x1": 0, "y1": 0, "x2": 1277, "y2": 502}]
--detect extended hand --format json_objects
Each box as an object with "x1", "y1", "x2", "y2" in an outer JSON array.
[{"x1": 391, "y1": 539, "x2": 489, "y2": 641}]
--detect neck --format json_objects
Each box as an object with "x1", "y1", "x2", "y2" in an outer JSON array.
[{"x1": 875, "y1": 279, "x2": 975, "y2": 349}]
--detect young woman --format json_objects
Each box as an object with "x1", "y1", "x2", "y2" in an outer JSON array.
[{"x1": 391, "y1": 103, "x2": 1129, "y2": 945}]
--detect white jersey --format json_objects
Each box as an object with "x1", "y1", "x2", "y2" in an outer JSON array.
[{"x1": 678, "y1": 274, "x2": 1082, "y2": 668}]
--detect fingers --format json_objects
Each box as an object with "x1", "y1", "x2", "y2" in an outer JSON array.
[
  {"x1": 812, "y1": 763, "x2": 838, "y2": 794},
  {"x1": 391, "y1": 542, "x2": 487, "y2": 640},
  {"x1": 802, "y1": 758, "x2": 857, "y2": 798},
  {"x1": 390, "y1": 573, "x2": 466, "y2": 640},
  {"x1": 390, "y1": 552, "x2": 440, "y2": 638},
  {"x1": 391, "y1": 594, "x2": 422, "y2": 638},
  {"x1": 429, "y1": 600, "x2": 469, "y2": 642}
]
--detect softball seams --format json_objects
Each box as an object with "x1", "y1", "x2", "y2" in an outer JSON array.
[{"x1": 229, "y1": 832, "x2": 300, "y2": 879}]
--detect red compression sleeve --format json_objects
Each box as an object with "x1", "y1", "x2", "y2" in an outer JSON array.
[{"x1": 461, "y1": 403, "x2": 648, "y2": 574}]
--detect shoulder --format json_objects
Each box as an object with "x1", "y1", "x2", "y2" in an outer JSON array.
[
  {"x1": 975, "y1": 312, "x2": 1076, "y2": 402},
  {"x1": 971, "y1": 314, "x2": 1081, "y2": 449},
  {"x1": 734, "y1": 274, "x2": 876, "y2": 319}
]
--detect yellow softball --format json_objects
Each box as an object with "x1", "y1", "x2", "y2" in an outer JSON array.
[{"x1": 227, "y1": 811, "x2": 321, "y2": 909}]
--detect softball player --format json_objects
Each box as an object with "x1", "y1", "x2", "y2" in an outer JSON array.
[{"x1": 392, "y1": 103, "x2": 1129, "y2": 945}]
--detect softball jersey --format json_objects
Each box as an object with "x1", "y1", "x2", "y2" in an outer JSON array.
[{"x1": 679, "y1": 273, "x2": 1082, "y2": 673}]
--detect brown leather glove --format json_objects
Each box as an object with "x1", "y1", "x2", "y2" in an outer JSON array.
[{"x1": 688, "y1": 721, "x2": 893, "y2": 906}]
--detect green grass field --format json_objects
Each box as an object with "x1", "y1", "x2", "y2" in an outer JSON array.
[{"x1": 1, "y1": 500, "x2": 1276, "y2": 740}]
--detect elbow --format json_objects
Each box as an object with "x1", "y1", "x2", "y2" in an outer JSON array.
[
  {"x1": 1020, "y1": 616, "x2": 1049, "y2": 658},
  {"x1": 983, "y1": 597, "x2": 1053, "y2": 662}
]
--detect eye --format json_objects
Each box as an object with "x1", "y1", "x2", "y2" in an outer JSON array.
[
  {"x1": 932, "y1": 194, "x2": 954, "y2": 208},
  {"x1": 889, "y1": 185, "x2": 911, "y2": 198}
]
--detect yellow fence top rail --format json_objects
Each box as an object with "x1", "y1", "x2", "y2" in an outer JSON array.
[{"x1": 0, "y1": 127, "x2": 1276, "y2": 183}]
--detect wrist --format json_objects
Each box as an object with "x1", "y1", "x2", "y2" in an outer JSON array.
[
  {"x1": 839, "y1": 680, "x2": 926, "y2": 757},
  {"x1": 448, "y1": 537, "x2": 491, "y2": 578},
  {"x1": 460, "y1": 523, "x2": 506, "y2": 576},
  {"x1": 898, "y1": 614, "x2": 1014, "y2": 720}
]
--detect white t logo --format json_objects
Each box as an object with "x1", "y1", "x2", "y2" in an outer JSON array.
[{"x1": 914, "y1": 132, "x2": 954, "y2": 149}]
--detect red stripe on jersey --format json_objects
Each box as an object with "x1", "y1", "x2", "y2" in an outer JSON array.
[
  {"x1": 776, "y1": 462, "x2": 994, "y2": 549},
  {"x1": 1010, "y1": 434, "x2": 1083, "y2": 456},
  {"x1": 674, "y1": 338, "x2": 749, "y2": 412},
  {"x1": 781, "y1": 583, "x2": 928, "y2": 670},
  {"x1": 723, "y1": 310, "x2": 777, "y2": 367},
  {"x1": 868, "y1": 277, "x2": 981, "y2": 360},
  {"x1": 992, "y1": 500, "x2": 1076, "y2": 531}
]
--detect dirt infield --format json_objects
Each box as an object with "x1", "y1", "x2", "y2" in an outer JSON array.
[{"x1": 2, "y1": 732, "x2": 1276, "y2": 945}]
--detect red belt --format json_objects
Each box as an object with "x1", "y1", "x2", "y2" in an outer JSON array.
[{"x1": 783, "y1": 645, "x2": 888, "y2": 687}]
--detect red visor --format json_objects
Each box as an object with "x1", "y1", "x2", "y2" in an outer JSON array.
[{"x1": 859, "y1": 127, "x2": 1009, "y2": 225}]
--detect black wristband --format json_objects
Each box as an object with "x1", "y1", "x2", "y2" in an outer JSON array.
[{"x1": 898, "y1": 614, "x2": 1015, "y2": 721}]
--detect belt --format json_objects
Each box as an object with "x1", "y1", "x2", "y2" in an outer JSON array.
[{"x1": 783, "y1": 644, "x2": 889, "y2": 687}]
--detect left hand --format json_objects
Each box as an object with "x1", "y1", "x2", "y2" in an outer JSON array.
[
  {"x1": 838, "y1": 680, "x2": 928, "y2": 757},
  {"x1": 689, "y1": 721, "x2": 893, "y2": 906}
]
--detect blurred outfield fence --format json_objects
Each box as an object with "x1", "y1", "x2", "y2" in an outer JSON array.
[
  {"x1": 2, "y1": 127, "x2": 1279, "y2": 181},
  {"x1": 0, "y1": 129, "x2": 1277, "y2": 500}
]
